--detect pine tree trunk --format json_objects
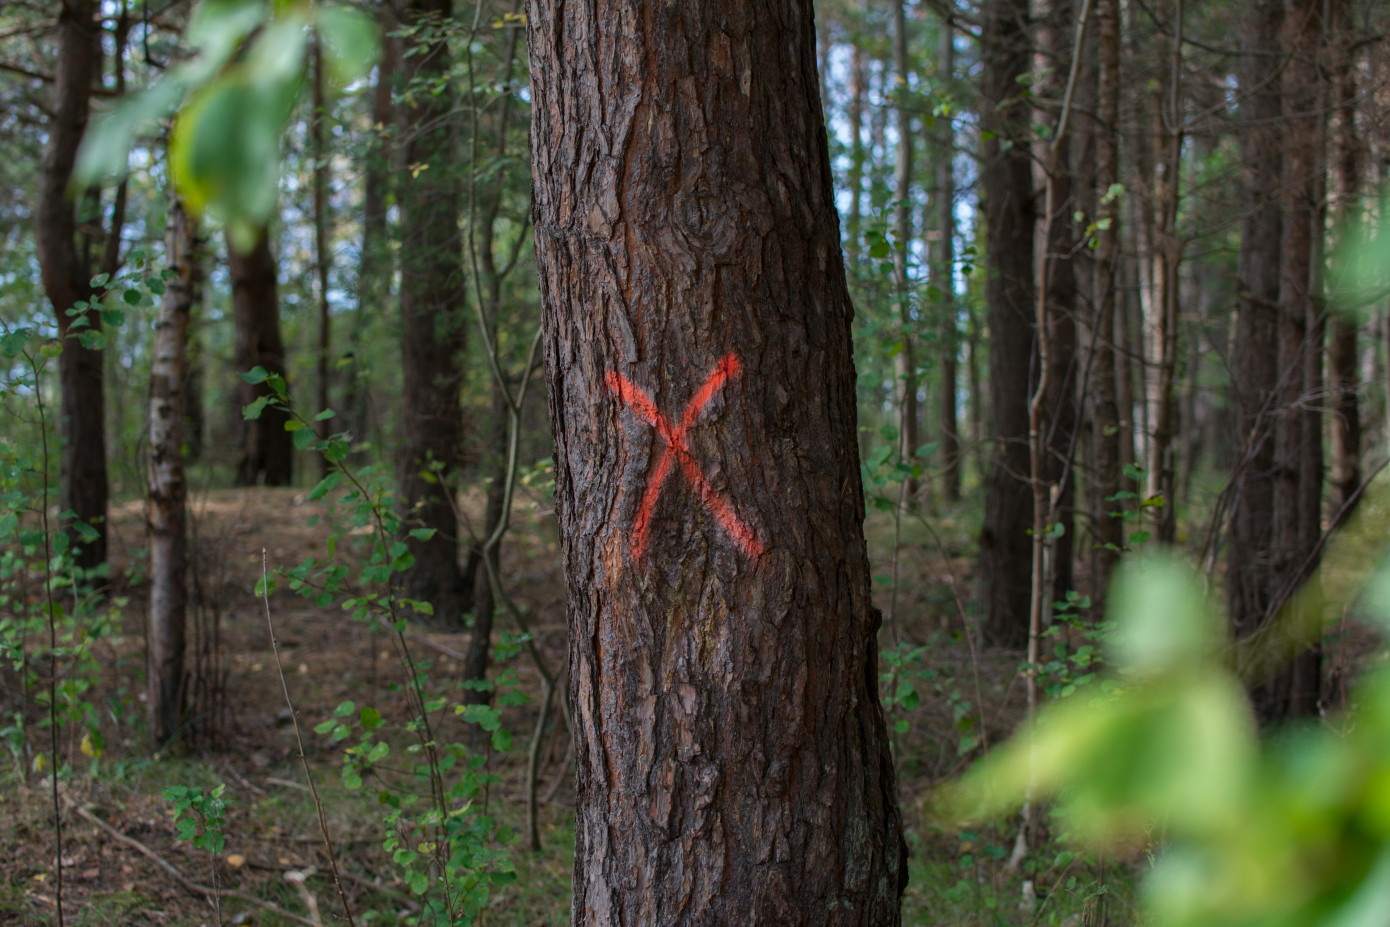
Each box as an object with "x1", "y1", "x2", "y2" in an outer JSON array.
[
  {"x1": 312, "y1": 40, "x2": 333, "y2": 479},
  {"x1": 1034, "y1": 0, "x2": 1079, "y2": 603},
  {"x1": 35, "y1": 0, "x2": 108, "y2": 572},
  {"x1": 148, "y1": 196, "x2": 196, "y2": 749},
  {"x1": 528, "y1": 0, "x2": 907, "y2": 920},
  {"x1": 1089, "y1": 0, "x2": 1122, "y2": 610},
  {"x1": 980, "y1": 0, "x2": 1037, "y2": 647},
  {"x1": 934, "y1": 19, "x2": 961, "y2": 502},
  {"x1": 892, "y1": 0, "x2": 919, "y2": 506},
  {"x1": 398, "y1": 0, "x2": 468, "y2": 628},
  {"x1": 1329, "y1": 0, "x2": 1362, "y2": 518},
  {"x1": 230, "y1": 230, "x2": 293, "y2": 487},
  {"x1": 1227, "y1": 0, "x2": 1284, "y2": 640},
  {"x1": 344, "y1": 27, "x2": 396, "y2": 450}
]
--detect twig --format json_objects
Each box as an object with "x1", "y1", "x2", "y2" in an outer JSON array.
[
  {"x1": 66, "y1": 801, "x2": 320, "y2": 927},
  {"x1": 28, "y1": 345, "x2": 63, "y2": 927},
  {"x1": 261, "y1": 551, "x2": 357, "y2": 927}
]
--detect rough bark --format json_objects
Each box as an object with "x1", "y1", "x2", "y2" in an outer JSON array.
[
  {"x1": 1227, "y1": 0, "x2": 1284, "y2": 640},
  {"x1": 35, "y1": 0, "x2": 107, "y2": 572},
  {"x1": 397, "y1": 0, "x2": 469, "y2": 628},
  {"x1": 230, "y1": 229, "x2": 293, "y2": 487},
  {"x1": 148, "y1": 196, "x2": 197, "y2": 749},
  {"x1": 979, "y1": 0, "x2": 1037, "y2": 647},
  {"x1": 934, "y1": 19, "x2": 961, "y2": 502},
  {"x1": 527, "y1": 0, "x2": 907, "y2": 921},
  {"x1": 1088, "y1": 0, "x2": 1122, "y2": 610}
]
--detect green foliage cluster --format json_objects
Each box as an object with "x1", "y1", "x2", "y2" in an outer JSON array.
[{"x1": 948, "y1": 553, "x2": 1390, "y2": 926}]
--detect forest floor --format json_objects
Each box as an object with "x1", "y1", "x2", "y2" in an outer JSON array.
[{"x1": 1, "y1": 486, "x2": 1137, "y2": 926}]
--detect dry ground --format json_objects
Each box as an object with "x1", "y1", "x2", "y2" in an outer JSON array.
[{"x1": 1, "y1": 485, "x2": 1133, "y2": 926}]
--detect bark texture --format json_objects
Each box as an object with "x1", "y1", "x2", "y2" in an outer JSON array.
[
  {"x1": 979, "y1": 0, "x2": 1037, "y2": 646},
  {"x1": 147, "y1": 197, "x2": 196, "y2": 748},
  {"x1": 397, "y1": 0, "x2": 469, "y2": 628},
  {"x1": 528, "y1": 0, "x2": 907, "y2": 921},
  {"x1": 230, "y1": 230, "x2": 293, "y2": 487},
  {"x1": 35, "y1": 0, "x2": 107, "y2": 572}
]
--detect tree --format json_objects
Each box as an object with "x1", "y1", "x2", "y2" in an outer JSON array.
[
  {"x1": 979, "y1": 0, "x2": 1037, "y2": 646},
  {"x1": 1227, "y1": 0, "x2": 1283, "y2": 641},
  {"x1": 396, "y1": 0, "x2": 469, "y2": 628},
  {"x1": 527, "y1": 0, "x2": 907, "y2": 920},
  {"x1": 934, "y1": 17, "x2": 961, "y2": 502},
  {"x1": 34, "y1": 0, "x2": 109, "y2": 572},
  {"x1": 148, "y1": 194, "x2": 197, "y2": 748},
  {"x1": 230, "y1": 228, "x2": 293, "y2": 486}
]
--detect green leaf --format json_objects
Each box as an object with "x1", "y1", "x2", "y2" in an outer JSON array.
[
  {"x1": 243, "y1": 396, "x2": 271, "y2": 421},
  {"x1": 294, "y1": 427, "x2": 318, "y2": 450},
  {"x1": 360, "y1": 706, "x2": 382, "y2": 730},
  {"x1": 316, "y1": 4, "x2": 380, "y2": 86},
  {"x1": 313, "y1": 408, "x2": 336, "y2": 421},
  {"x1": 333, "y1": 700, "x2": 356, "y2": 718},
  {"x1": 40, "y1": 342, "x2": 63, "y2": 359},
  {"x1": 307, "y1": 475, "x2": 341, "y2": 506},
  {"x1": 241, "y1": 366, "x2": 270, "y2": 384}
]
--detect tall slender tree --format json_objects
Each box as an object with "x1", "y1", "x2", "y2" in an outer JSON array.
[
  {"x1": 1227, "y1": 0, "x2": 1284, "y2": 642},
  {"x1": 35, "y1": 0, "x2": 108, "y2": 571},
  {"x1": 397, "y1": 0, "x2": 470, "y2": 627},
  {"x1": 148, "y1": 194, "x2": 197, "y2": 748},
  {"x1": 528, "y1": 0, "x2": 907, "y2": 919},
  {"x1": 933, "y1": 18, "x2": 961, "y2": 502},
  {"x1": 891, "y1": 0, "x2": 919, "y2": 505},
  {"x1": 979, "y1": 0, "x2": 1037, "y2": 646}
]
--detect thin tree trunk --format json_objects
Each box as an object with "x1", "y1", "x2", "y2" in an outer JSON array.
[
  {"x1": 312, "y1": 40, "x2": 332, "y2": 478},
  {"x1": 847, "y1": 23, "x2": 866, "y2": 267},
  {"x1": 528, "y1": 0, "x2": 907, "y2": 919},
  {"x1": 1147, "y1": 0, "x2": 1183, "y2": 542},
  {"x1": 398, "y1": 0, "x2": 468, "y2": 628},
  {"x1": 1227, "y1": 0, "x2": 1284, "y2": 641},
  {"x1": 1035, "y1": 0, "x2": 1080, "y2": 602},
  {"x1": 1266, "y1": 0, "x2": 1327, "y2": 720},
  {"x1": 230, "y1": 229, "x2": 293, "y2": 487},
  {"x1": 344, "y1": 28, "x2": 397, "y2": 450},
  {"x1": 1089, "y1": 0, "x2": 1122, "y2": 608},
  {"x1": 892, "y1": 0, "x2": 919, "y2": 506},
  {"x1": 934, "y1": 19, "x2": 960, "y2": 502},
  {"x1": 148, "y1": 195, "x2": 197, "y2": 749},
  {"x1": 1329, "y1": 0, "x2": 1362, "y2": 517},
  {"x1": 35, "y1": 0, "x2": 107, "y2": 572}
]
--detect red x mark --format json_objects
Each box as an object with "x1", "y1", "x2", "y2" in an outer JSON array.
[{"x1": 606, "y1": 354, "x2": 763, "y2": 561}]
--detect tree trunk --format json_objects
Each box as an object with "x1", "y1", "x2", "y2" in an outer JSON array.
[
  {"x1": 1087, "y1": 0, "x2": 1122, "y2": 610},
  {"x1": 35, "y1": 0, "x2": 107, "y2": 573},
  {"x1": 312, "y1": 39, "x2": 333, "y2": 478},
  {"x1": 462, "y1": 385, "x2": 508, "y2": 707},
  {"x1": 846, "y1": 27, "x2": 866, "y2": 267},
  {"x1": 1262, "y1": 0, "x2": 1325, "y2": 721},
  {"x1": 398, "y1": 0, "x2": 468, "y2": 628},
  {"x1": 1227, "y1": 0, "x2": 1284, "y2": 641},
  {"x1": 148, "y1": 195, "x2": 197, "y2": 749},
  {"x1": 934, "y1": 19, "x2": 961, "y2": 502},
  {"x1": 1328, "y1": 0, "x2": 1361, "y2": 518},
  {"x1": 1147, "y1": 0, "x2": 1183, "y2": 543},
  {"x1": 891, "y1": 0, "x2": 919, "y2": 507},
  {"x1": 230, "y1": 229, "x2": 293, "y2": 487},
  {"x1": 980, "y1": 0, "x2": 1037, "y2": 647},
  {"x1": 1035, "y1": 0, "x2": 1079, "y2": 602},
  {"x1": 528, "y1": 0, "x2": 907, "y2": 920},
  {"x1": 344, "y1": 28, "x2": 397, "y2": 451}
]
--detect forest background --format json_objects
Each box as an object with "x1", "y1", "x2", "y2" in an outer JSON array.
[{"x1": 4, "y1": 0, "x2": 1390, "y2": 924}]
